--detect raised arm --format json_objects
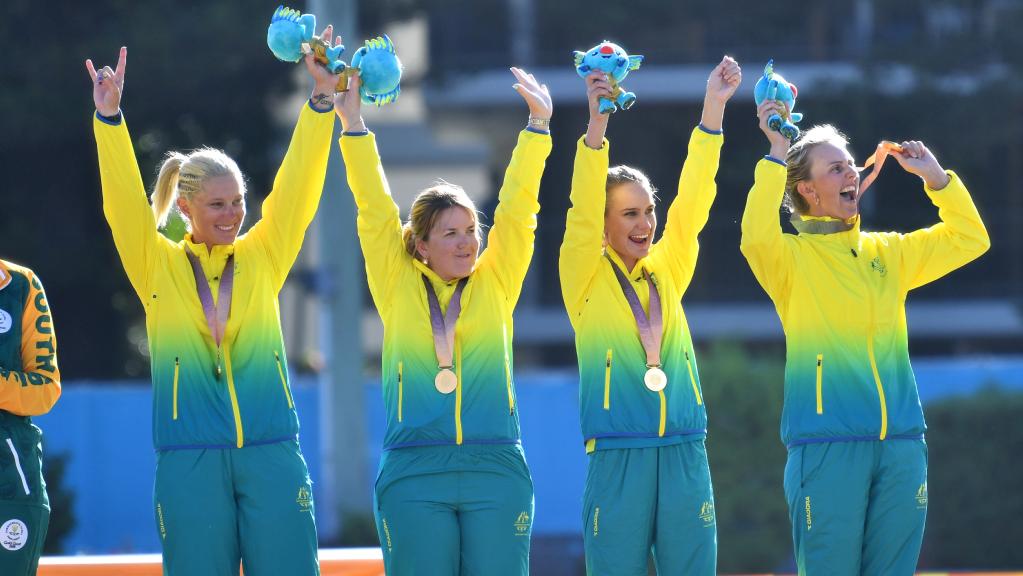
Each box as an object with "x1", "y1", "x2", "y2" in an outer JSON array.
[
  {"x1": 559, "y1": 72, "x2": 613, "y2": 322},
  {"x1": 88, "y1": 47, "x2": 163, "y2": 301},
  {"x1": 0, "y1": 268, "x2": 61, "y2": 416},
  {"x1": 650, "y1": 57, "x2": 738, "y2": 293},
  {"x1": 478, "y1": 68, "x2": 553, "y2": 305},
  {"x1": 885, "y1": 141, "x2": 990, "y2": 291},
  {"x1": 740, "y1": 98, "x2": 798, "y2": 304},
  {"x1": 335, "y1": 73, "x2": 406, "y2": 306},
  {"x1": 249, "y1": 26, "x2": 340, "y2": 290}
]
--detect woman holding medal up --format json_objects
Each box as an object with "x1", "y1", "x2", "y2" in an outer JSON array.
[
  {"x1": 336, "y1": 67, "x2": 552, "y2": 576},
  {"x1": 559, "y1": 56, "x2": 740, "y2": 576},
  {"x1": 87, "y1": 34, "x2": 339, "y2": 576},
  {"x1": 741, "y1": 104, "x2": 989, "y2": 573}
]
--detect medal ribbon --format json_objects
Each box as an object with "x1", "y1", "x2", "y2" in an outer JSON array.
[
  {"x1": 422, "y1": 276, "x2": 468, "y2": 371},
  {"x1": 607, "y1": 255, "x2": 662, "y2": 369},
  {"x1": 858, "y1": 140, "x2": 905, "y2": 196},
  {"x1": 185, "y1": 249, "x2": 235, "y2": 375}
]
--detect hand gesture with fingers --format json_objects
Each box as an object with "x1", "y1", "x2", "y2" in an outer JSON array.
[
  {"x1": 584, "y1": 71, "x2": 611, "y2": 148},
  {"x1": 85, "y1": 46, "x2": 127, "y2": 117},
  {"x1": 890, "y1": 141, "x2": 950, "y2": 190},
  {"x1": 511, "y1": 67, "x2": 553, "y2": 122},
  {"x1": 706, "y1": 56, "x2": 742, "y2": 104}
]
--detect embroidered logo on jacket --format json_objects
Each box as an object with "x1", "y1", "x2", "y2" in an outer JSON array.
[
  {"x1": 296, "y1": 486, "x2": 313, "y2": 511},
  {"x1": 915, "y1": 482, "x2": 928, "y2": 509},
  {"x1": 699, "y1": 501, "x2": 716, "y2": 527},
  {"x1": 870, "y1": 257, "x2": 887, "y2": 277},
  {"x1": 0, "y1": 308, "x2": 11, "y2": 333},
  {"x1": 514, "y1": 511, "x2": 531, "y2": 536}
]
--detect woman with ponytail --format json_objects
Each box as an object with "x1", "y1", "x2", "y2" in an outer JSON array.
[
  {"x1": 336, "y1": 68, "x2": 552, "y2": 575},
  {"x1": 86, "y1": 34, "x2": 340, "y2": 576}
]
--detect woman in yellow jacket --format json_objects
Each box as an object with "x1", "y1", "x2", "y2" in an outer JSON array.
[
  {"x1": 336, "y1": 69, "x2": 552, "y2": 575},
  {"x1": 87, "y1": 35, "x2": 340, "y2": 575},
  {"x1": 560, "y1": 57, "x2": 740, "y2": 575},
  {"x1": 741, "y1": 100, "x2": 990, "y2": 575}
]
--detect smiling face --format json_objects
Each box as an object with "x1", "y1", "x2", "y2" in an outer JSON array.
[
  {"x1": 605, "y1": 181, "x2": 657, "y2": 272},
  {"x1": 797, "y1": 142, "x2": 861, "y2": 221},
  {"x1": 178, "y1": 174, "x2": 246, "y2": 248},
  {"x1": 415, "y1": 206, "x2": 480, "y2": 281}
]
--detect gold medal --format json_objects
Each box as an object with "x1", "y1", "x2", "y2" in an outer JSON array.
[
  {"x1": 644, "y1": 366, "x2": 667, "y2": 392},
  {"x1": 435, "y1": 368, "x2": 457, "y2": 394}
]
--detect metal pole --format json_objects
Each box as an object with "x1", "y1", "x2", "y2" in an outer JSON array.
[{"x1": 310, "y1": 0, "x2": 371, "y2": 543}]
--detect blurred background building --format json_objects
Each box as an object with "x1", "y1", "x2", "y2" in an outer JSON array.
[{"x1": 3, "y1": 0, "x2": 1021, "y2": 573}]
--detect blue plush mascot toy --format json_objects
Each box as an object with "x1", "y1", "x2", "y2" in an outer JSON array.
[
  {"x1": 267, "y1": 6, "x2": 402, "y2": 106},
  {"x1": 573, "y1": 41, "x2": 644, "y2": 114},
  {"x1": 753, "y1": 59, "x2": 803, "y2": 140}
]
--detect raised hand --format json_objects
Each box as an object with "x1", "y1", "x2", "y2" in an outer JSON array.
[
  {"x1": 334, "y1": 72, "x2": 365, "y2": 133},
  {"x1": 706, "y1": 55, "x2": 742, "y2": 104},
  {"x1": 85, "y1": 46, "x2": 127, "y2": 117},
  {"x1": 890, "y1": 141, "x2": 951, "y2": 190},
  {"x1": 305, "y1": 25, "x2": 342, "y2": 111},
  {"x1": 757, "y1": 99, "x2": 791, "y2": 160},
  {"x1": 584, "y1": 71, "x2": 612, "y2": 149},
  {"x1": 701, "y1": 55, "x2": 741, "y2": 132},
  {"x1": 511, "y1": 67, "x2": 553, "y2": 121}
]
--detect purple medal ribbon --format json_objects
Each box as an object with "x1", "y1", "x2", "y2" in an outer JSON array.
[
  {"x1": 607, "y1": 255, "x2": 663, "y2": 370},
  {"x1": 422, "y1": 275, "x2": 468, "y2": 372},
  {"x1": 185, "y1": 249, "x2": 235, "y2": 378}
]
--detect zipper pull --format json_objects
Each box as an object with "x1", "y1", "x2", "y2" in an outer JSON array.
[{"x1": 850, "y1": 248, "x2": 858, "y2": 258}]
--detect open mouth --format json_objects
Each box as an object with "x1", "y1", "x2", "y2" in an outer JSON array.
[
  {"x1": 215, "y1": 224, "x2": 238, "y2": 233},
  {"x1": 629, "y1": 234, "x2": 650, "y2": 246},
  {"x1": 839, "y1": 185, "x2": 858, "y2": 202}
]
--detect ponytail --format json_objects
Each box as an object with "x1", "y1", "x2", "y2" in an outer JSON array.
[{"x1": 152, "y1": 152, "x2": 187, "y2": 228}]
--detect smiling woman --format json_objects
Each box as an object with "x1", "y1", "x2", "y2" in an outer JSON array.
[
  {"x1": 337, "y1": 66, "x2": 553, "y2": 576},
  {"x1": 87, "y1": 35, "x2": 341, "y2": 575},
  {"x1": 741, "y1": 100, "x2": 990, "y2": 574}
]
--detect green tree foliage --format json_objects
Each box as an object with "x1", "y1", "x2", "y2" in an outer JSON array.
[
  {"x1": 920, "y1": 389, "x2": 1023, "y2": 568},
  {"x1": 701, "y1": 341, "x2": 792, "y2": 572}
]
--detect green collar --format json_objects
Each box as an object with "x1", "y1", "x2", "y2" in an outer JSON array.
[{"x1": 790, "y1": 214, "x2": 858, "y2": 235}]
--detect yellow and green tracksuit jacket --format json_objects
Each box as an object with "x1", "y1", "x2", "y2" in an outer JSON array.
[
  {"x1": 93, "y1": 103, "x2": 334, "y2": 450},
  {"x1": 340, "y1": 130, "x2": 551, "y2": 450},
  {"x1": 560, "y1": 127, "x2": 722, "y2": 453},
  {"x1": 0, "y1": 260, "x2": 61, "y2": 416},
  {"x1": 740, "y1": 158, "x2": 990, "y2": 447}
]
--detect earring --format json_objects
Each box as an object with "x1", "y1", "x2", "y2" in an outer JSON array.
[{"x1": 814, "y1": 194, "x2": 821, "y2": 206}]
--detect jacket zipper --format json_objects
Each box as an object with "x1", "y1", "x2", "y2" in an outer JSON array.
[
  {"x1": 816, "y1": 353, "x2": 823, "y2": 415},
  {"x1": 685, "y1": 351, "x2": 703, "y2": 405},
  {"x1": 397, "y1": 361, "x2": 403, "y2": 423},
  {"x1": 851, "y1": 244, "x2": 887, "y2": 439},
  {"x1": 172, "y1": 357, "x2": 180, "y2": 420},
  {"x1": 603, "y1": 349, "x2": 612, "y2": 410},
  {"x1": 274, "y1": 351, "x2": 294, "y2": 409}
]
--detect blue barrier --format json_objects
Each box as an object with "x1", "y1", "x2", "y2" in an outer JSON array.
[{"x1": 33, "y1": 357, "x2": 1023, "y2": 553}]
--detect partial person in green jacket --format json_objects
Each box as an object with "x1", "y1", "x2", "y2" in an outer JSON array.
[
  {"x1": 336, "y1": 68, "x2": 552, "y2": 576},
  {"x1": 0, "y1": 260, "x2": 61, "y2": 575},
  {"x1": 741, "y1": 100, "x2": 990, "y2": 575},
  {"x1": 560, "y1": 56, "x2": 741, "y2": 576},
  {"x1": 86, "y1": 34, "x2": 341, "y2": 576}
]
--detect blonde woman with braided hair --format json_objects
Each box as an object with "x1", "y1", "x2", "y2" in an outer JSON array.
[
  {"x1": 337, "y1": 68, "x2": 552, "y2": 576},
  {"x1": 87, "y1": 34, "x2": 341, "y2": 576}
]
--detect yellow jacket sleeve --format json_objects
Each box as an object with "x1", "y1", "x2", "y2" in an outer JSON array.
[
  {"x1": 478, "y1": 130, "x2": 552, "y2": 306},
  {"x1": 894, "y1": 171, "x2": 990, "y2": 291},
  {"x1": 248, "y1": 104, "x2": 336, "y2": 290},
  {"x1": 0, "y1": 271, "x2": 61, "y2": 416},
  {"x1": 559, "y1": 136, "x2": 610, "y2": 325},
  {"x1": 740, "y1": 159, "x2": 797, "y2": 307},
  {"x1": 340, "y1": 132, "x2": 405, "y2": 309},
  {"x1": 648, "y1": 127, "x2": 723, "y2": 294},
  {"x1": 94, "y1": 114, "x2": 164, "y2": 301}
]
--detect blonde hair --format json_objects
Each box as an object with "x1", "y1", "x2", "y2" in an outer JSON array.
[
  {"x1": 783, "y1": 124, "x2": 850, "y2": 215},
  {"x1": 605, "y1": 165, "x2": 657, "y2": 214},
  {"x1": 401, "y1": 182, "x2": 481, "y2": 262},
  {"x1": 151, "y1": 148, "x2": 245, "y2": 228}
]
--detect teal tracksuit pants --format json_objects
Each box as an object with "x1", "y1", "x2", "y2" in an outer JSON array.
[
  {"x1": 0, "y1": 413, "x2": 48, "y2": 576},
  {"x1": 374, "y1": 443, "x2": 534, "y2": 576},
  {"x1": 154, "y1": 438, "x2": 318, "y2": 576},
  {"x1": 784, "y1": 439, "x2": 928, "y2": 576},
  {"x1": 583, "y1": 440, "x2": 717, "y2": 576}
]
